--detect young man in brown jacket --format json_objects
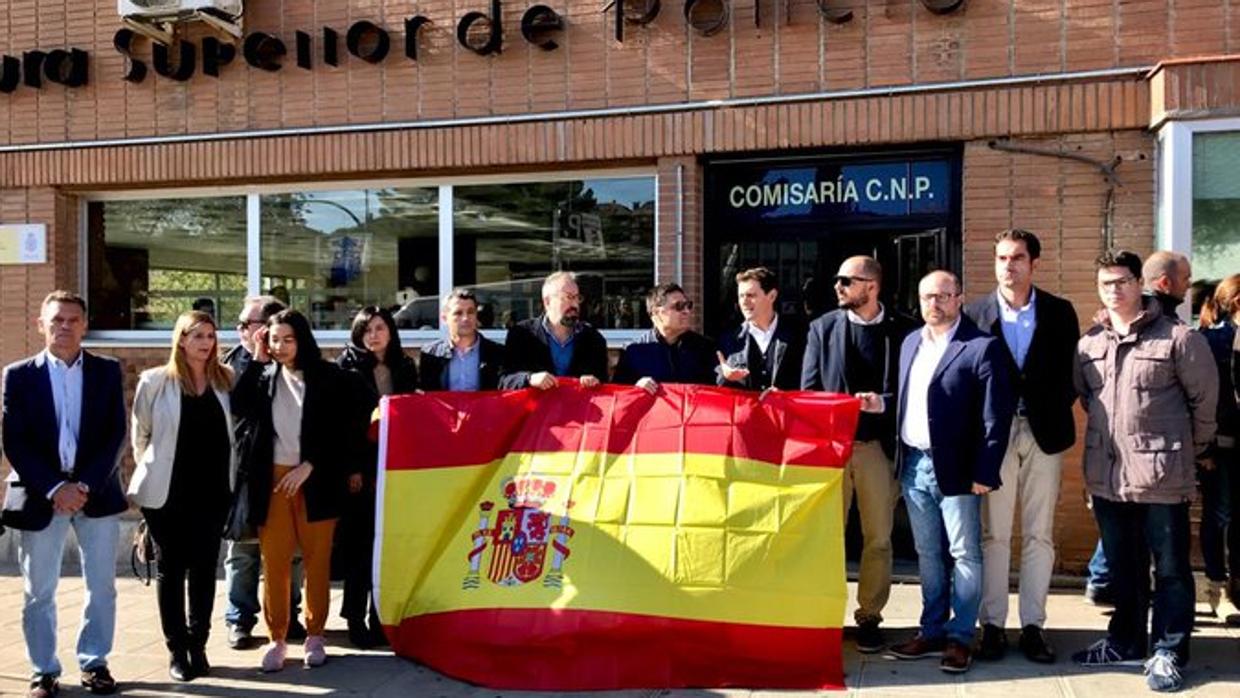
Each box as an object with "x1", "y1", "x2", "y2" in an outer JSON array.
[{"x1": 1071, "y1": 250, "x2": 1218, "y2": 693}]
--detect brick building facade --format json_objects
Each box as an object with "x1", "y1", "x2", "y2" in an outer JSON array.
[{"x1": 2, "y1": 1, "x2": 1239, "y2": 573}]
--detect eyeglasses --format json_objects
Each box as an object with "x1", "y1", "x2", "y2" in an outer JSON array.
[
  {"x1": 919, "y1": 292, "x2": 960, "y2": 304},
  {"x1": 834, "y1": 275, "x2": 874, "y2": 287},
  {"x1": 1098, "y1": 276, "x2": 1137, "y2": 290},
  {"x1": 663, "y1": 300, "x2": 694, "y2": 312},
  {"x1": 237, "y1": 319, "x2": 264, "y2": 329}
]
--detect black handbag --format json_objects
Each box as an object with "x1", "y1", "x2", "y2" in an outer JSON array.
[{"x1": 130, "y1": 519, "x2": 156, "y2": 586}]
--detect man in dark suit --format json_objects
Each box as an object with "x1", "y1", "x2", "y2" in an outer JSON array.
[
  {"x1": 1, "y1": 291, "x2": 127, "y2": 698},
  {"x1": 613, "y1": 282, "x2": 716, "y2": 391},
  {"x1": 717, "y1": 266, "x2": 805, "y2": 391},
  {"x1": 965, "y1": 229, "x2": 1080, "y2": 664},
  {"x1": 499, "y1": 271, "x2": 609, "y2": 390},
  {"x1": 420, "y1": 288, "x2": 505, "y2": 391},
  {"x1": 859, "y1": 271, "x2": 1013, "y2": 675},
  {"x1": 801, "y1": 256, "x2": 917, "y2": 654}
]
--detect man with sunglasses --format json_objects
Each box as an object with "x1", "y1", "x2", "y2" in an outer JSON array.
[
  {"x1": 614, "y1": 283, "x2": 716, "y2": 392},
  {"x1": 220, "y1": 295, "x2": 307, "y2": 650},
  {"x1": 800, "y1": 256, "x2": 916, "y2": 654},
  {"x1": 965, "y1": 229, "x2": 1081, "y2": 665},
  {"x1": 1072, "y1": 250, "x2": 1216, "y2": 693}
]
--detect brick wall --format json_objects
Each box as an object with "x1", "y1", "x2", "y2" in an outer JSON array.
[{"x1": 0, "y1": 1, "x2": 1236, "y2": 145}]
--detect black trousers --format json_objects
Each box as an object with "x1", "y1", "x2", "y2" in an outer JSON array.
[
  {"x1": 142, "y1": 506, "x2": 224, "y2": 652},
  {"x1": 336, "y1": 484, "x2": 378, "y2": 624}
]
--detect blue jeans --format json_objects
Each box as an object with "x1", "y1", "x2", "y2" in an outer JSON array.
[
  {"x1": 1087, "y1": 538, "x2": 1110, "y2": 590},
  {"x1": 224, "y1": 539, "x2": 303, "y2": 629},
  {"x1": 1093, "y1": 497, "x2": 1194, "y2": 663},
  {"x1": 901, "y1": 449, "x2": 983, "y2": 645},
  {"x1": 18, "y1": 512, "x2": 120, "y2": 678}
]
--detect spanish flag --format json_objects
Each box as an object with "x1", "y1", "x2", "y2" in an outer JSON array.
[{"x1": 375, "y1": 382, "x2": 858, "y2": 690}]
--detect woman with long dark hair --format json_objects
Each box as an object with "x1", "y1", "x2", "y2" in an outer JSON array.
[
  {"x1": 232, "y1": 309, "x2": 368, "y2": 672},
  {"x1": 334, "y1": 306, "x2": 417, "y2": 647},
  {"x1": 1197, "y1": 274, "x2": 1240, "y2": 612},
  {"x1": 129, "y1": 311, "x2": 235, "y2": 681}
]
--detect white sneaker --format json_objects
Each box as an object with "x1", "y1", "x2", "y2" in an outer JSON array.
[
  {"x1": 1144, "y1": 649, "x2": 1184, "y2": 692},
  {"x1": 260, "y1": 641, "x2": 287, "y2": 673},
  {"x1": 304, "y1": 634, "x2": 327, "y2": 668}
]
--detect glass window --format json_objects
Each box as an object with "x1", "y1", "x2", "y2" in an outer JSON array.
[
  {"x1": 260, "y1": 188, "x2": 439, "y2": 330},
  {"x1": 453, "y1": 177, "x2": 656, "y2": 330},
  {"x1": 1192, "y1": 132, "x2": 1240, "y2": 282},
  {"x1": 86, "y1": 197, "x2": 247, "y2": 330}
]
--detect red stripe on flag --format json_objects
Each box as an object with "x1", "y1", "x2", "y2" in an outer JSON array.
[
  {"x1": 385, "y1": 608, "x2": 844, "y2": 690},
  {"x1": 384, "y1": 383, "x2": 859, "y2": 471}
]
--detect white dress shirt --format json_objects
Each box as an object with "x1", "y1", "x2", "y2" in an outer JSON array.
[
  {"x1": 745, "y1": 315, "x2": 780, "y2": 354},
  {"x1": 900, "y1": 318, "x2": 961, "y2": 450},
  {"x1": 273, "y1": 368, "x2": 306, "y2": 465},
  {"x1": 846, "y1": 304, "x2": 886, "y2": 326},
  {"x1": 45, "y1": 350, "x2": 83, "y2": 474}
]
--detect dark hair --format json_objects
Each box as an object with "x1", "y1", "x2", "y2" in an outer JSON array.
[
  {"x1": 41, "y1": 290, "x2": 87, "y2": 314},
  {"x1": 736, "y1": 266, "x2": 779, "y2": 293},
  {"x1": 441, "y1": 287, "x2": 479, "y2": 312},
  {"x1": 349, "y1": 306, "x2": 405, "y2": 367},
  {"x1": 645, "y1": 282, "x2": 686, "y2": 315},
  {"x1": 1094, "y1": 249, "x2": 1143, "y2": 280},
  {"x1": 994, "y1": 228, "x2": 1042, "y2": 260},
  {"x1": 268, "y1": 308, "x2": 321, "y2": 370}
]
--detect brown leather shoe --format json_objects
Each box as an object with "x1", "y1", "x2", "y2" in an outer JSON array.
[
  {"x1": 940, "y1": 640, "x2": 973, "y2": 674},
  {"x1": 28, "y1": 675, "x2": 58, "y2": 698},
  {"x1": 887, "y1": 634, "x2": 946, "y2": 660}
]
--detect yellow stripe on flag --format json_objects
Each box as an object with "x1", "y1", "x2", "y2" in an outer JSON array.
[{"x1": 379, "y1": 451, "x2": 846, "y2": 630}]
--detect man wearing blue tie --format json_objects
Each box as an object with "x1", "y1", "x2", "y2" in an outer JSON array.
[{"x1": 1, "y1": 291, "x2": 127, "y2": 698}]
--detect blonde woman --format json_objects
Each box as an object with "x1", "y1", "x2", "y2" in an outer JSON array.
[{"x1": 129, "y1": 311, "x2": 236, "y2": 682}]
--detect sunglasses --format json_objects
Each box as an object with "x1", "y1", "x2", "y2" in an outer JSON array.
[
  {"x1": 664, "y1": 300, "x2": 694, "y2": 312},
  {"x1": 834, "y1": 275, "x2": 874, "y2": 287}
]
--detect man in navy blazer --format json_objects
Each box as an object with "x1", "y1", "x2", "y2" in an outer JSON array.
[
  {"x1": 860, "y1": 271, "x2": 1013, "y2": 675},
  {"x1": 1, "y1": 291, "x2": 127, "y2": 698}
]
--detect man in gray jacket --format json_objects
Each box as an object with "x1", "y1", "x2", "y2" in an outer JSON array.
[{"x1": 1071, "y1": 250, "x2": 1217, "y2": 693}]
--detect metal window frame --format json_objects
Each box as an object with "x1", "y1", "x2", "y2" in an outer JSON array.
[{"x1": 79, "y1": 167, "x2": 658, "y2": 348}]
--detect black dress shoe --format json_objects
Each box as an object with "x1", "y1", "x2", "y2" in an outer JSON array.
[
  {"x1": 80, "y1": 666, "x2": 117, "y2": 695},
  {"x1": 169, "y1": 651, "x2": 192, "y2": 682},
  {"x1": 286, "y1": 617, "x2": 308, "y2": 642},
  {"x1": 227, "y1": 624, "x2": 256, "y2": 650},
  {"x1": 1019, "y1": 624, "x2": 1056, "y2": 663},
  {"x1": 855, "y1": 621, "x2": 885, "y2": 654},
  {"x1": 188, "y1": 647, "x2": 211, "y2": 677},
  {"x1": 348, "y1": 618, "x2": 375, "y2": 649},
  {"x1": 976, "y1": 623, "x2": 1007, "y2": 661}
]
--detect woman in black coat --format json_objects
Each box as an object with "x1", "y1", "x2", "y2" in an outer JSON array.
[
  {"x1": 231, "y1": 309, "x2": 369, "y2": 672},
  {"x1": 334, "y1": 306, "x2": 418, "y2": 647}
]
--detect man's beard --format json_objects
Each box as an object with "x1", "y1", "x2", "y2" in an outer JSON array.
[
  {"x1": 837, "y1": 292, "x2": 867, "y2": 310},
  {"x1": 558, "y1": 313, "x2": 579, "y2": 328}
]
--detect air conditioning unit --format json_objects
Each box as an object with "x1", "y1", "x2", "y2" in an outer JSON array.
[
  {"x1": 118, "y1": 0, "x2": 243, "y2": 42},
  {"x1": 118, "y1": 0, "x2": 242, "y2": 19}
]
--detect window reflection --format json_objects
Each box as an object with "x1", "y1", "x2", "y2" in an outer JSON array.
[
  {"x1": 87, "y1": 197, "x2": 247, "y2": 330},
  {"x1": 260, "y1": 188, "x2": 439, "y2": 330},
  {"x1": 453, "y1": 177, "x2": 656, "y2": 329}
]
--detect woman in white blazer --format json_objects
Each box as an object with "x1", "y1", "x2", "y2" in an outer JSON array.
[{"x1": 129, "y1": 310, "x2": 236, "y2": 683}]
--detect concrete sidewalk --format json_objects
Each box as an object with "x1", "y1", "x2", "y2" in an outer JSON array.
[{"x1": 0, "y1": 573, "x2": 1236, "y2": 697}]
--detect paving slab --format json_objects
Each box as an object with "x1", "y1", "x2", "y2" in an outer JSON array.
[{"x1": 0, "y1": 573, "x2": 1234, "y2": 696}]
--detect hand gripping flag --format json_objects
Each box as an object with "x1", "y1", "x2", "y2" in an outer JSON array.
[{"x1": 374, "y1": 382, "x2": 859, "y2": 690}]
